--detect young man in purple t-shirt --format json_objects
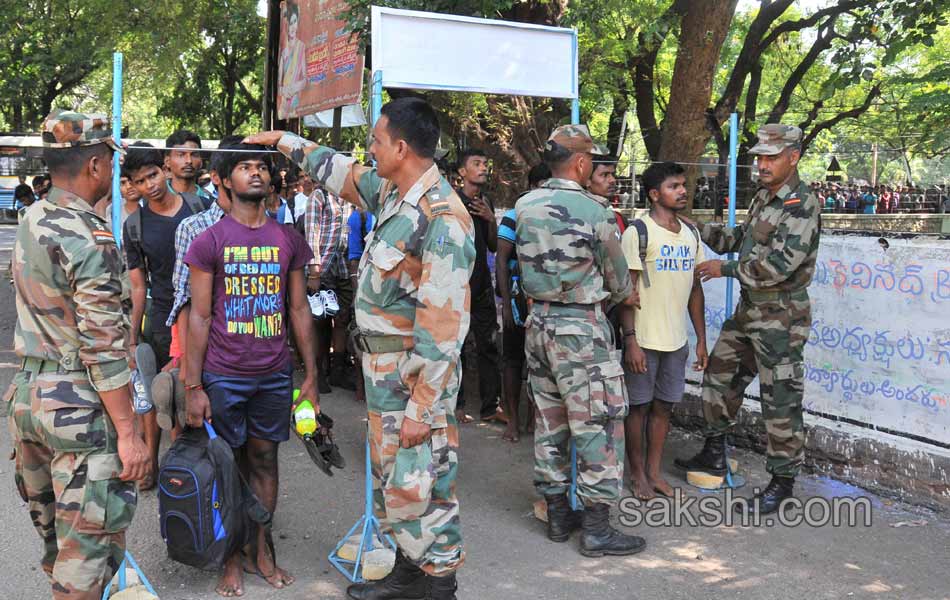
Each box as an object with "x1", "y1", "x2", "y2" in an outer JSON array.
[{"x1": 183, "y1": 143, "x2": 317, "y2": 597}]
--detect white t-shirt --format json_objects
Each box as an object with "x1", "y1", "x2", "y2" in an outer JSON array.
[
  {"x1": 294, "y1": 192, "x2": 309, "y2": 222},
  {"x1": 620, "y1": 214, "x2": 704, "y2": 351}
]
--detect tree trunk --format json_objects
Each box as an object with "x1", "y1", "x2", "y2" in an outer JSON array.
[
  {"x1": 605, "y1": 85, "x2": 629, "y2": 157},
  {"x1": 657, "y1": 0, "x2": 738, "y2": 214}
]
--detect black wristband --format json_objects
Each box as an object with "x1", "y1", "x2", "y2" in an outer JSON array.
[{"x1": 623, "y1": 331, "x2": 636, "y2": 339}]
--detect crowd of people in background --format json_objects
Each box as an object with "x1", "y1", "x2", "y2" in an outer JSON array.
[{"x1": 810, "y1": 182, "x2": 950, "y2": 214}]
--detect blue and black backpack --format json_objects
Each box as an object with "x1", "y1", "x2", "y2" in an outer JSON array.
[{"x1": 158, "y1": 422, "x2": 271, "y2": 570}]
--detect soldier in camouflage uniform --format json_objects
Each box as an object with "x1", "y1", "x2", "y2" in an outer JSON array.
[
  {"x1": 676, "y1": 124, "x2": 821, "y2": 515},
  {"x1": 248, "y1": 97, "x2": 474, "y2": 600},
  {"x1": 515, "y1": 125, "x2": 645, "y2": 557},
  {"x1": 7, "y1": 110, "x2": 150, "y2": 599}
]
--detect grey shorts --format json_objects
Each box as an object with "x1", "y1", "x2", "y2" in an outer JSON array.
[{"x1": 624, "y1": 344, "x2": 689, "y2": 406}]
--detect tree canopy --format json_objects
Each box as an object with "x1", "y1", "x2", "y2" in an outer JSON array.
[{"x1": 2, "y1": 0, "x2": 947, "y2": 203}]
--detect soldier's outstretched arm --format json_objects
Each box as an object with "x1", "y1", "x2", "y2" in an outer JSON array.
[
  {"x1": 700, "y1": 221, "x2": 746, "y2": 255},
  {"x1": 402, "y1": 211, "x2": 476, "y2": 427},
  {"x1": 245, "y1": 131, "x2": 384, "y2": 213},
  {"x1": 593, "y1": 208, "x2": 634, "y2": 305},
  {"x1": 722, "y1": 196, "x2": 820, "y2": 288}
]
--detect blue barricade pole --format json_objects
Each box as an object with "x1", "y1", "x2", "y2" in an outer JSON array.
[
  {"x1": 568, "y1": 96, "x2": 581, "y2": 511},
  {"x1": 111, "y1": 52, "x2": 123, "y2": 247},
  {"x1": 327, "y1": 430, "x2": 395, "y2": 582},
  {"x1": 371, "y1": 71, "x2": 383, "y2": 127},
  {"x1": 725, "y1": 112, "x2": 738, "y2": 317}
]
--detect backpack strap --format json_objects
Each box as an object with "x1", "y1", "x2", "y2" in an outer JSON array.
[
  {"x1": 180, "y1": 191, "x2": 206, "y2": 215},
  {"x1": 632, "y1": 218, "x2": 650, "y2": 289},
  {"x1": 125, "y1": 208, "x2": 142, "y2": 246},
  {"x1": 681, "y1": 218, "x2": 701, "y2": 260}
]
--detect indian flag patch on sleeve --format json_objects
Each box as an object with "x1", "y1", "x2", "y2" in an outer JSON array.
[{"x1": 92, "y1": 229, "x2": 116, "y2": 244}]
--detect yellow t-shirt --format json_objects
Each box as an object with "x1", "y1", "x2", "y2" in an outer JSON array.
[{"x1": 620, "y1": 214, "x2": 704, "y2": 351}]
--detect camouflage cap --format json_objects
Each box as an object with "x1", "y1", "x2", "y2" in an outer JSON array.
[
  {"x1": 748, "y1": 124, "x2": 802, "y2": 156},
  {"x1": 42, "y1": 109, "x2": 124, "y2": 155},
  {"x1": 545, "y1": 124, "x2": 609, "y2": 156}
]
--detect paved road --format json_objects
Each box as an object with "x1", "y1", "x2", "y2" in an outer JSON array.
[{"x1": 0, "y1": 223, "x2": 947, "y2": 599}]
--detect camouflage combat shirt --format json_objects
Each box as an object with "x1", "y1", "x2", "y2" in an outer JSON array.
[{"x1": 277, "y1": 134, "x2": 476, "y2": 427}]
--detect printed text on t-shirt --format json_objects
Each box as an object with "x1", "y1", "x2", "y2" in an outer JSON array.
[
  {"x1": 655, "y1": 244, "x2": 695, "y2": 272},
  {"x1": 221, "y1": 245, "x2": 284, "y2": 338}
]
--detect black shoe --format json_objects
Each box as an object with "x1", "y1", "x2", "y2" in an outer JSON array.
[
  {"x1": 734, "y1": 475, "x2": 794, "y2": 516},
  {"x1": 673, "y1": 434, "x2": 727, "y2": 476},
  {"x1": 426, "y1": 572, "x2": 457, "y2": 600},
  {"x1": 545, "y1": 494, "x2": 583, "y2": 543},
  {"x1": 318, "y1": 371, "x2": 332, "y2": 394},
  {"x1": 329, "y1": 363, "x2": 357, "y2": 391},
  {"x1": 346, "y1": 550, "x2": 427, "y2": 600},
  {"x1": 579, "y1": 503, "x2": 646, "y2": 558}
]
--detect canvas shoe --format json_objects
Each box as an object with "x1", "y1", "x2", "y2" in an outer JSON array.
[
  {"x1": 309, "y1": 293, "x2": 326, "y2": 319},
  {"x1": 321, "y1": 289, "x2": 340, "y2": 317}
]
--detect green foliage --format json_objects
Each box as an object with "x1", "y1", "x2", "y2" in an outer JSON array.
[{"x1": 1, "y1": 0, "x2": 947, "y2": 191}]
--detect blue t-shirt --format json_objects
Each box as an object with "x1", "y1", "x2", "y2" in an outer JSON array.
[
  {"x1": 347, "y1": 209, "x2": 376, "y2": 261},
  {"x1": 498, "y1": 208, "x2": 518, "y2": 271}
]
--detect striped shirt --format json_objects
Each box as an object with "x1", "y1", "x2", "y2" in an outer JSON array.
[{"x1": 165, "y1": 201, "x2": 225, "y2": 326}]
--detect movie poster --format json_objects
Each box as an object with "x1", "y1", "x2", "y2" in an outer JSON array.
[{"x1": 277, "y1": 0, "x2": 365, "y2": 119}]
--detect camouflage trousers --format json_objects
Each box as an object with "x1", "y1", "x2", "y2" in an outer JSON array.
[
  {"x1": 703, "y1": 291, "x2": 811, "y2": 477},
  {"x1": 362, "y1": 350, "x2": 464, "y2": 576},
  {"x1": 525, "y1": 304, "x2": 627, "y2": 506},
  {"x1": 6, "y1": 368, "x2": 137, "y2": 600}
]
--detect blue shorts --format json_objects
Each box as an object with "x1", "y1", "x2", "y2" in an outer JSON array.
[{"x1": 202, "y1": 365, "x2": 293, "y2": 448}]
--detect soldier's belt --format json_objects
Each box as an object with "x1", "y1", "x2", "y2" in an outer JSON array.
[
  {"x1": 20, "y1": 357, "x2": 81, "y2": 375},
  {"x1": 533, "y1": 301, "x2": 604, "y2": 316},
  {"x1": 741, "y1": 289, "x2": 809, "y2": 303},
  {"x1": 353, "y1": 332, "x2": 414, "y2": 354}
]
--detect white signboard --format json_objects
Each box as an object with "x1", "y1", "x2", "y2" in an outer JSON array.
[
  {"x1": 691, "y1": 232, "x2": 950, "y2": 446},
  {"x1": 370, "y1": 6, "x2": 577, "y2": 98}
]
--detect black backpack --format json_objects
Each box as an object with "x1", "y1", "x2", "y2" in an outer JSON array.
[{"x1": 158, "y1": 422, "x2": 271, "y2": 571}]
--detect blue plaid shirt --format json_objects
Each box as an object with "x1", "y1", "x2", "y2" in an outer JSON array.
[{"x1": 165, "y1": 201, "x2": 225, "y2": 327}]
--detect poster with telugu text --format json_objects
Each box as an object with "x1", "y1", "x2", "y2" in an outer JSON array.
[
  {"x1": 688, "y1": 231, "x2": 950, "y2": 446},
  {"x1": 277, "y1": 0, "x2": 365, "y2": 120}
]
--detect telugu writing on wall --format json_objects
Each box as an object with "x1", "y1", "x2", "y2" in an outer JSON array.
[{"x1": 693, "y1": 232, "x2": 950, "y2": 446}]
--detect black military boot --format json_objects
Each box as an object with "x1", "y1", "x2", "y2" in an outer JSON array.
[
  {"x1": 579, "y1": 503, "x2": 647, "y2": 558},
  {"x1": 318, "y1": 368, "x2": 332, "y2": 395},
  {"x1": 734, "y1": 475, "x2": 794, "y2": 516},
  {"x1": 346, "y1": 550, "x2": 427, "y2": 600},
  {"x1": 426, "y1": 572, "x2": 458, "y2": 600},
  {"x1": 673, "y1": 434, "x2": 727, "y2": 476},
  {"x1": 329, "y1": 354, "x2": 357, "y2": 391},
  {"x1": 545, "y1": 493, "x2": 583, "y2": 542}
]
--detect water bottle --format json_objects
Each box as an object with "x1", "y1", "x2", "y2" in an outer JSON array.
[
  {"x1": 510, "y1": 276, "x2": 524, "y2": 327},
  {"x1": 292, "y1": 389, "x2": 317, "y2": 439},
  {"x1": 131, "y1": 370, "x2": 153, "y2": 414}
]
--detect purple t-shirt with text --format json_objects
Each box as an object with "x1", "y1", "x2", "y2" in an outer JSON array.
[{"x1": 184, "y1": 216, "x2": 313, "y2": 377}]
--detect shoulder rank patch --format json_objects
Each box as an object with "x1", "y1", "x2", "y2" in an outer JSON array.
[
  {"x1": 783, "y1": 197, "x2": 801, "y2": 208},
  {"x1": 91, "y1": 229, "x2": 116, "y2": 244},
  {"x1": 429, "y1": 201, "x2": 451, "y2": 216}
]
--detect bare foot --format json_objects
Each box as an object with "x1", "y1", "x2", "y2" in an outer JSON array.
[
  {"x1": 216, "y1": 555, "x2": 245, "y2": 597},
  {"x1": 650, "y1": 475, "x2": 676, "y2": 497},
  {"x1": 630, "y1": 475, "x2": 656, "y2": 501},
  {"x1": 257, "y1": 536, "x2": 295, "y2": 589},
  {"x1": 502, "y1": 423, "x2": 520, "y2": 443},
  {"x1": 455, "y1": 409, "x2": 474, "y2": 424}
]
